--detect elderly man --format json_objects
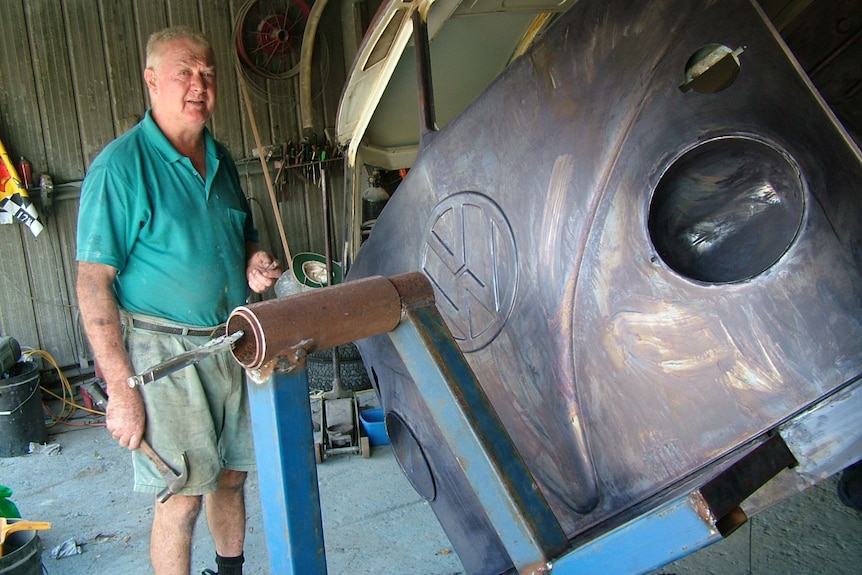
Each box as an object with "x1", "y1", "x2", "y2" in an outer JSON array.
[{"x1": 76, "y1": 26, "x2": 281, "y2": 575}]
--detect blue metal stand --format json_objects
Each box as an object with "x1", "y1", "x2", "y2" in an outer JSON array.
[
  {"x1": 246, "y1": 370, "x2": 327, "y2": 575},
  {"x1": 389, "y1": 304, "x2": 569, "y2": 571}
]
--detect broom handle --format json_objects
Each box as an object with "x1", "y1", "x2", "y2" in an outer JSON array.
[{"x1": 239, "y1": 76, "x2": 292, "y2": 265}]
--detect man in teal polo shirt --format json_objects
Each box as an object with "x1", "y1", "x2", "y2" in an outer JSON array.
[{"x1": 76, "y1": 26, "x2": 282, "y2": 575}]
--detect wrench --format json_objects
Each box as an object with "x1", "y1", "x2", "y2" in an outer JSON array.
[
  {"x1": 127, "y1": 330, "x2": 244, "y2": 388},
  {"x1": 86, "y1": 381, "x2": 189, "y2": 502}
]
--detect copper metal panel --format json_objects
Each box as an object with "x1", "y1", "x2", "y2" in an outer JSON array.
[{"x1": 347, "y1": 0, "x2": 862, "y2": 572}]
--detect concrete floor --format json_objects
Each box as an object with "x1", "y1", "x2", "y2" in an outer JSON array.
[{"x1": 1, "y1": 391, "x2": 860, "y2": 575}]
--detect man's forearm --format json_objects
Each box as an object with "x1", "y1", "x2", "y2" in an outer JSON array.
[{"x1": 76, "y1": 262, "x2": 135, "y2": 395}]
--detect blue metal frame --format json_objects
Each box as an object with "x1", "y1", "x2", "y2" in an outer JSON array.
[
  {"x1": 246, "y1": 369, "x2": 327, "y2": 575},
  {"x1": 387, "y1": 302, "x2": 734, "y2": 574},
  {"x1": 388, "y1": 303, "x2": 569, "y2": 571},
  {"x1": 551, "y1": 493, "x2": 721, "y2": 574}
]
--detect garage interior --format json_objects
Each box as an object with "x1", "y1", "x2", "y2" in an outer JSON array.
[{"x1": 1, "y1": 0, "x2": 861, "y2": 574}]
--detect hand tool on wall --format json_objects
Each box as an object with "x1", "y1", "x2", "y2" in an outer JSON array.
[{"x1": 86, "y1": 381, "x2": 189, "y2": 503}]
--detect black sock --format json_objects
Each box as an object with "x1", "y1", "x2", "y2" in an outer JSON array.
[{"x1": 215, "y1": 553, "x2": 244, "y2": 575}]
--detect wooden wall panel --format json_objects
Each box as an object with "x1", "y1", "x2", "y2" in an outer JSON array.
[
  {"x1": 0, "y1": 226, "x2": 40, "y2": 353},
  {"x1": 132, "y1": 0, "x2": 170, "y2": 102},
  {"x1": 21, "y1": 208, "x2": 82, "y2": 367},
  {"x1": 64, "y1": 0, "x2": 117, "y2": 168},
  {"x1": 0, "y1": 2, "x2": 51, "y2": 357},
  {"x1": 24, "y1": 0, "x2": 82, "y2": 372},
  {"x1": 0, "y1": 2, "x2": 45, "y2": 169},
  {"x1": 100, "y1": 0, "x2": 148, "y2": 133},
  {"x1": 53, "y1": 199, "x2": 88, "y2": 368},
  {"x1": 167, "y1": 0, "x2": 202, "y2": 29},
  {"x1": 28, "y1": 1, "x2": 84, "y2": 181},
  {"x1": 205, "y1": 0, "x2": 245, "y2": 158}
]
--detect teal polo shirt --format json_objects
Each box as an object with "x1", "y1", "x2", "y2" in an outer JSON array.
[{"x1": 77, "y1": 110, "x2": 259, "y2": 326}]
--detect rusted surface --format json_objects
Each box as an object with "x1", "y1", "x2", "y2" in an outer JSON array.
[
  {"x1": 689, "y1": 491, "x2": 717, "y2": 532},
  {"x1": 388, "y1": 271, "x2": 436, "y2": 309},
  {"x1": 227, "y1": 275, "x2": 402, "y2": 370}
]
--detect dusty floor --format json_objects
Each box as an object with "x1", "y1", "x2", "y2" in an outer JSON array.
[{"x1": 0, "y1": 387, "x2": 860, "y2": 575}]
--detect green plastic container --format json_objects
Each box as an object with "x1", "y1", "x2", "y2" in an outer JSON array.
[{"x1": 0, "y1": 485, "x2": 20, "y2": 519}]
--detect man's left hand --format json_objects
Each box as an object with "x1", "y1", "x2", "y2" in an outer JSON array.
[{"x1": 246, "y1": 250, "x2": 283, "y2": 293}]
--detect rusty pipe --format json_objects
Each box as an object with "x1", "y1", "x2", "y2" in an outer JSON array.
[{"x1": 227, "y1": 273, "x2": 433, "y2": 379}]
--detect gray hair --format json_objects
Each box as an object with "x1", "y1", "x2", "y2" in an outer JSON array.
[{"x1": 145, "y1": 26, "x2": 212, "y2": 70}]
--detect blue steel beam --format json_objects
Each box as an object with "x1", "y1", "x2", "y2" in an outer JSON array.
[
  {"x1": 388, "y1": 303, "x2": 569, "y2": 573},
  {"x1": 246, "y1": 369, "x2": 327, "y2": 575},
  {"x1": 550, "y1": 492, "x2": 721, "y2": 574}
]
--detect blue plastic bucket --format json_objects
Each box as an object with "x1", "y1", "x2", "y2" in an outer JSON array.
[{"x1": 359, "y1": 408, "x2": 389, "y2": 446}]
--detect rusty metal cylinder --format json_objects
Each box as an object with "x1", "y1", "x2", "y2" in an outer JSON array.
[{"x1": 227, "y1": 273, "x2": 429, "y2": 372}]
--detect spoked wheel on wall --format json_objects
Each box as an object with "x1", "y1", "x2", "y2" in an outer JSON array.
[{"x1": 234, "y1": 0, "x2": 311, "y2": 80}]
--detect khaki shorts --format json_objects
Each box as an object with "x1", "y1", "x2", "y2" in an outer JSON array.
[{"x1": 123, "y1": 313, "x2": 255, "y2": 496}]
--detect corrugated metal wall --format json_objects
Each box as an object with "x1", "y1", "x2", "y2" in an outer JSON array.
[{"x1": 0, "y1": 0, "x2": 349, "y2": 370}]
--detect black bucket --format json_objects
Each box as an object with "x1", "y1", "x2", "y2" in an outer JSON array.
[
  {"x1": 0, "y1": 520, "x2": 43, "y2": 575},
  {"x1": 0, "y1": 362, "x2": 46, "y2": 458}
]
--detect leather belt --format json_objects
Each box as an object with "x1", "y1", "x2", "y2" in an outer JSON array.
[{"x1": 129, "y1": 318, "x2": 225, "y2": 338}]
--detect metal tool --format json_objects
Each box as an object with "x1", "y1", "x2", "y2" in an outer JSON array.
[
  {"x1": 86, "y1": 380, "x2": 189, "y2": 503},
  {"x1": 142, "y1": 440, "x2": 190, "y2": 503},
  {"x1": 127, "y1": 330, "x2": 244, "y2": 388}
]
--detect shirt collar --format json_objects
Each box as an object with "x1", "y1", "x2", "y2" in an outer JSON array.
[{"x1": 141, "y1": 109, "x2": 216, "y2": 165}]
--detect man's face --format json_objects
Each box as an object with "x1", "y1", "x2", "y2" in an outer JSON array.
[{"x1": 145, "y1": 38, "x2": 217, "y2": 129}]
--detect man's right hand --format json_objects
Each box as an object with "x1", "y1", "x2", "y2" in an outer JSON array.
[{"x1": 106, "y1": 386, "x2": 147, "y2": 450}]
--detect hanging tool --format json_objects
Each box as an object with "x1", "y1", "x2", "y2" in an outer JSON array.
[
  {"x1": 0, "y1": 136, "x2": 43, "y2": 237},
  {"x1": 312, "y1": 166, "x2": 366, "y2": 462},
  {"x1": 319, "y1": 166, "x2": 349, "y2": 401},
  {"x1": 127, "y1": 330, "x2": 244, "y2": 388},
  {"x1": 85, "y1": 381, "x2": 189, "y2": 503},
  {"x1": 0, "y1": 518, "x2": 51, "y2": 557}
]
